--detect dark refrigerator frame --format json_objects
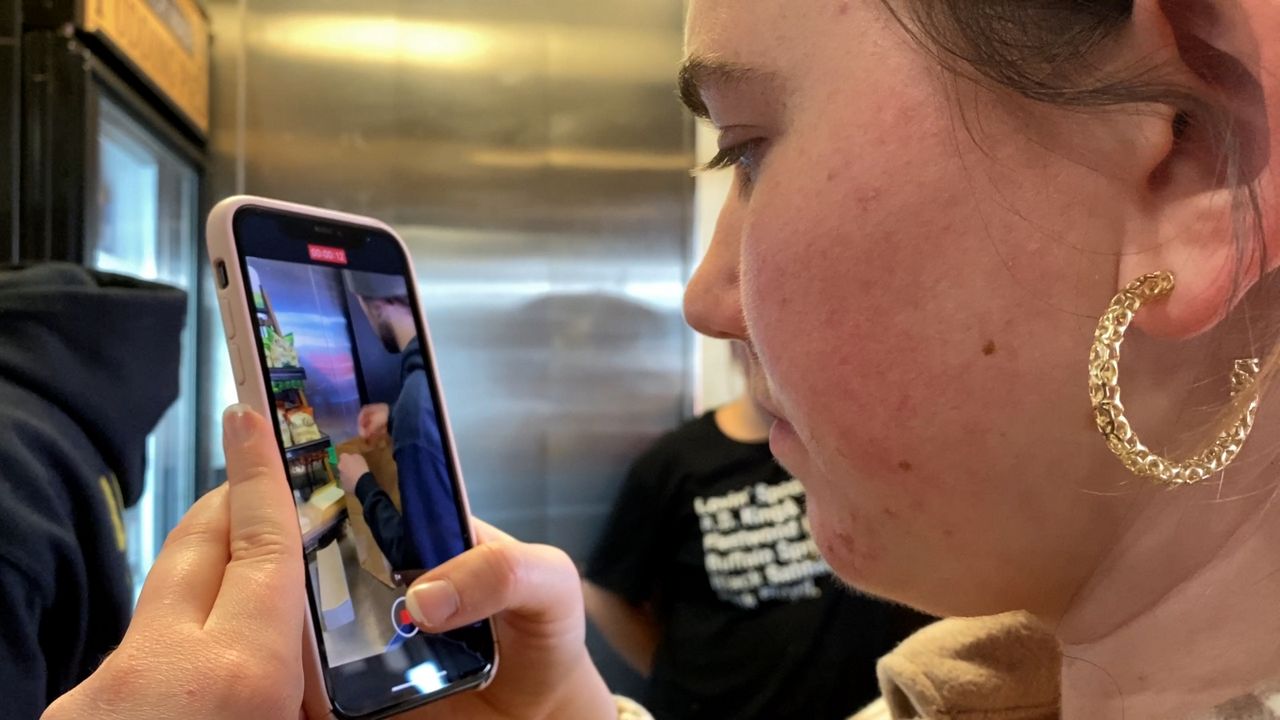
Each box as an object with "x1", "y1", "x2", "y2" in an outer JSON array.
[
  {"x1": 5, "y1": 0, "x2": 214, "y2": 578},
  {"x1": 13, "y1": 2, "x2": 208, "y2": 263},
  {"x1": 2, "y1": 2, "x2": 20, "y2": 262}
]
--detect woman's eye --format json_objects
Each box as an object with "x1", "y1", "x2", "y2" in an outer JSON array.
[{"x1": 699, "y1": 138, "x2": 767, "y2": 193}]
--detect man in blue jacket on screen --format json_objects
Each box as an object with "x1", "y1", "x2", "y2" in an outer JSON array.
[{"x1": 336, "y1": 269, "x2": 466, "y2": 576}]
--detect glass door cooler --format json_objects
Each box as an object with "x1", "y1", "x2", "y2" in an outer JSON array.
[{"x1": 8, "y1": 0, "x2": 213, "y2": 599}]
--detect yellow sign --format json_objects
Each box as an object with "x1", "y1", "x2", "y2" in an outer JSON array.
[{"x1": 84, "y1": 0, "x2": 210, "y2": 136}]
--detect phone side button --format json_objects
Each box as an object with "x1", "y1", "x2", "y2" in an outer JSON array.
[
  {"x1": 228, "y1": 342, "x2": 247, "y2": 385},
  {"x1": 220, "y1": 300, "x2": 236, "y2": 340}
]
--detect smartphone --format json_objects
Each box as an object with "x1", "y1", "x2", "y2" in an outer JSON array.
[{"x1": 206, "y1": 196, "x2": 497, "y2": 719}]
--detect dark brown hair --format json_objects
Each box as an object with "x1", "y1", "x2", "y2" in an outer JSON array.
[
  {"x1": 880, "y1": 0, "x2": 1264, "y2": 250},
  {"x1": 885, "y1": 2, "x2": 1148, "y2": 103}
]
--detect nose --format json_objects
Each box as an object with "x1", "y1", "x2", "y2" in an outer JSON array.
[{"x1": 684, "y1": 191, "x2": 749, "y2": 342}]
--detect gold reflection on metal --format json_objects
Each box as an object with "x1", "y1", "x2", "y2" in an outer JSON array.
[
  {"x1": 259, "y1": 16, "x2": 489, "y2": 67},
  {"x1": 470, "y1": 148, "x2": 694, "y2": 172},
  {"x1": 252, "y1": 14, "x2": 678, "y2": 82}
]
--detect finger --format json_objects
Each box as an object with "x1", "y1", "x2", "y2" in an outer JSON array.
[
  {"x1": 206, "y1": 404, "x2": 305, "y2": 640},
  {"x1": 471, "y1": 516, "x2": 516, "y2": 544},
  {"x1": 404, "y1": 540, "x2": 581, "y2": 634},
  {"x1": 131, "y1": 485, "x2": 231, "y2": 628}
]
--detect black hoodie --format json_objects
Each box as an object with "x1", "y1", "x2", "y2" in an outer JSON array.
[{"x1": 0, "y1": 264, "x2": 185, "y2": 717}]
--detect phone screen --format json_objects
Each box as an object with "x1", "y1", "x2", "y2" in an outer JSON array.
[{"x1": 231, "y1": 206, "x2": 495, "y2": 718}]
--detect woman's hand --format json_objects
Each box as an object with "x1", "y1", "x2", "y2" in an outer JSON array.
[
  {"x1": 43, "y1": 405, "x2": 617, "y2": 720},
  {"x1": 402, "y1": 521, "x2": 618, "y2": 720},
  {"x1": 42, "y1": 405, "x2": 307, "y2": 720}
]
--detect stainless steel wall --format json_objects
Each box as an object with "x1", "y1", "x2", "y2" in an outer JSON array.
[{"x1": 204, "y1": 0, "x2": 694, "y2": 692}]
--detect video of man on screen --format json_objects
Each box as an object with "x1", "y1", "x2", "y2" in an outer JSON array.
[{"x1": 246, "y1": 258, "x2": 469, "y2": 667}]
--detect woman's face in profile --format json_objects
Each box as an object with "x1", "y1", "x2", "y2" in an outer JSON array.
[{"x1": 683, "y1": 0, "x2": 1149, "y2": 618}]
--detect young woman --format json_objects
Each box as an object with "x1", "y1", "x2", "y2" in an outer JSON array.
[{"x1": 42, "y1": 1, "x2": 1280, "y2": 719}]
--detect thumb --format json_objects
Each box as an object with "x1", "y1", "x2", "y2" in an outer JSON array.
[
  {"x1": 404, "y1": 540, "x2": 583, "y2": 636},
  {"x1": 206, "y1": 404, "x2": 305, "y2": 640}
]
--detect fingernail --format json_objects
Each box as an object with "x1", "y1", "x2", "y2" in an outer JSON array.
[
  {"x1": 223, "y1": 404, "x2": 257, "y2": 445},
  {"x1": 406, "y1": 580, "x2": 459, "y2": 629}
]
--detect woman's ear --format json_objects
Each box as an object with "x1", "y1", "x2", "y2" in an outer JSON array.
[{"x1": 1116, "y1": 0, "x2": 1278, "y2": 339}]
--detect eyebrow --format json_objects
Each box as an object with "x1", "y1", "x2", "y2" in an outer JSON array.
[{"x1": 677, "y1": 57, "x2": 772, "y2": 120}]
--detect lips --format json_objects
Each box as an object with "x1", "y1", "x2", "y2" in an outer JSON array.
[
  {"x1": 739, "y1": 341, "x2": 790, "y2": 423},
  {"x1": 767, "y1": 412, "x2": 801, "y2": 470},
  {"x1": 744, "y1": 349, "x2": 786, "y2": 421},
  {"x1": 755, "y1": 392, "x2": 785, "y2": 422}
]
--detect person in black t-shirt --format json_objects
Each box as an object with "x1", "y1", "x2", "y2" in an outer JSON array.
[{"x1": 584, "y1": 342, "x2": 930, "y2": 720}]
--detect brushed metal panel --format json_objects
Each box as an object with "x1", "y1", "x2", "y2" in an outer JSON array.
[{"x1": 206, "y1": 0, "x2": 694, "y2": 694}]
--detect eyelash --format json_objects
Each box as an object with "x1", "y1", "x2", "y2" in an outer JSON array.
[{"x1": 699, "y1": 139, "x2": 766, "y2": 191}]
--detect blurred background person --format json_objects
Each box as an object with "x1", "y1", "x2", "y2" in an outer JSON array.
[
  {"x1": 0, "y1": 264, "x2": 184, "y2": 717},
  {"x1": 584, "y1": 341, "x2": 932, "y2": 720}
]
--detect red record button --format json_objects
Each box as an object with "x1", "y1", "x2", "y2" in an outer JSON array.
[{"x1": 391, "y1": 596, "x2": 420, "y2": 638}]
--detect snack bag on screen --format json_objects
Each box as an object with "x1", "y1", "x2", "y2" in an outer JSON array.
[
  {"x1": 277, "y1": 407, "x2": 294, "y2": 447},
  {"x1": 287, "y1": 407, "x2": 323, "y2": 444},
  {"x1": 281, "y1": 332, "x2": 299, "y2": 366}
]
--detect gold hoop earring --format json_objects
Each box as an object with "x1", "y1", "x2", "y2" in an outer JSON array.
[{"x1": 1088, "y1": 271, "x2": 1261, "y2": 486}]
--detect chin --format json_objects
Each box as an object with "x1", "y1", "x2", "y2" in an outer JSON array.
[
  {"x1": 795, "y1": 444, "x2": 942, "y2": 609},
  {"x1": 804, "y1": 486, "x2": 952, "y2": 615},
  {"x1": 805, "y1": 500, "x2": 879, "y2": 591}
]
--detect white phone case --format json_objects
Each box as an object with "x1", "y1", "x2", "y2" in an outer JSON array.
[{"x1": 205, "y1": 195, "x2": 497, "y2": 719}]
